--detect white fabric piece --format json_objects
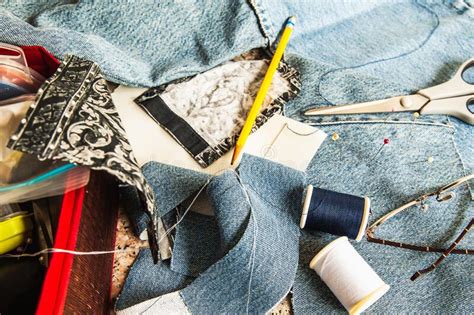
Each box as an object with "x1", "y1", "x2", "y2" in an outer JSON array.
[
  {"x1": 117, "y1": 291, "x2": 190, "y2": 315},
  {"x1": 244, "y1": 115, "x2": 327, "y2": 172}
]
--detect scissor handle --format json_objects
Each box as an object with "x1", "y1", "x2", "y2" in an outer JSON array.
[
  {"x1": 417, "y1": 58, "x2": 474, "y2": 100},
  {"x1": 420, "y1": 95, "x2": 474, "y2": 125}
]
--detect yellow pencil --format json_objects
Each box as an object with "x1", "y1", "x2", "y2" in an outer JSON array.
[{"x1": 231, "y1": 16, "x2": 296, "y2": 165}]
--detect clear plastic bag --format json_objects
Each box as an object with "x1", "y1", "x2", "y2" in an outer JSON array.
[
  {"x1": 1, "y1": 94, "x2": 89, "y2": 205},
  {"x1": 0, "y1": 163, "x2": 90, "y2": 204},
  {"x1": 0, "y1": 43, "x2": 45, "y2": 105}
]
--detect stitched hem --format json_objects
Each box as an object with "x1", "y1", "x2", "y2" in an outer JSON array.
[{"x1": 447, "y1": 117, "x2": 474, "y2": 199}]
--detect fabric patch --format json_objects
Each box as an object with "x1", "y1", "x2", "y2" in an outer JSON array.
[
  {"x1": 135, "y1": 60, "x2": 300, "y2": 167},
  {"x1": 119, "y1": 154, "x2": 305, "y2": 313},
  {"x1": 115, "y1": 249, "x2": 193, "y2": 311},
  {"x1": 170, "y1": 212, "x2": 220, "y2": 277},
  {"x1": 118, "y1": 291, "x2": 191, "y2": 315},
  {"x1": 6, "y1": 55, "x2": 162, "y2": 260},
  {"x1": 142, "y1": 161, "x2": 211, "y2": 217}
]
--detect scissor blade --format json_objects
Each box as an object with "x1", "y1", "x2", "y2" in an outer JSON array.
[{"x1": 304, "y1": 96, "x2": 426, "y2": 116}]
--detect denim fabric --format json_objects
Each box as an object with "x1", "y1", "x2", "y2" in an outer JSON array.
[
  {"x1": 206, "y1": 171, "x2": 251, "y2": 254},
  {"x1": 117, "y1": 154, "x2": 305, "y2": 313},
  {"x1": 180, "y1": 154, "x2": 304, "y2": 313},
  {"x1": 451, "y1": 118, "x2": 474, "y2": 197},
  {"x1": 142, "y1": 162, "x2": 211, "y2": 217},
  {"x1": 119, "y1": 185, "x2": 149, "y2": 237},
  {"x1": 0, "y1": 0, "x2": 265, "y2": 86},
  {"x1": 244, "y1": 1, "x2": 474, "y2": 313},
  {"x1": 115, "y1": 249, "x2": 193, "y2": 311},
  {"x1": 170, "y1": 211, "x2": 220, "y2": 277}
]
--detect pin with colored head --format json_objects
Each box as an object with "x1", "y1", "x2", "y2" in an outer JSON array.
[{"x1": 369, "y1": 138, "x2": 390, "y2": 163}]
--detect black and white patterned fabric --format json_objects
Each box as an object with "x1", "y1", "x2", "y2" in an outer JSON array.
[{"x1": 7, "y1": 55, "x2": 163, "y2": 259}]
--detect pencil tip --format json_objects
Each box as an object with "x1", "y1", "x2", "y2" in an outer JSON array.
[{"x1": 231, "y1": 146, "x2": 243, "y2": 166}]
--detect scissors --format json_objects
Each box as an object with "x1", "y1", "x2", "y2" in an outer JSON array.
[{"x1": 305, "y1": 58, "x2": 474, "y2": 125}]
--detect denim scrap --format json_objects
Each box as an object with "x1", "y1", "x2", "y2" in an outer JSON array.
[
  {"x1": 180, "y1": 154, "x2": 304, "y2": 313},
  {"x1": 117, "y1": 154, "x2": 305, "y2": 313},
  {"x1": 142, "y1": 161, "x2": 211, "y2": 217},
  {"x1": 0, "y1": 0, "x2": 265, "y2": 86},
  {"x1": 170, "y1": 211, "x2": 220, "y2": 277},
  {"x1": 206, "y1": 170, "x2": 251, "y2": 254},
  {"x1": 119, "y1": 185, "x2": 149, "y2": 238},
  {"x1": 115, "y1": 249, "x2": 193, "y2": 311}
]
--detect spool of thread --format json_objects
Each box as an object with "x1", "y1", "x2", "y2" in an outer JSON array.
[
  {"x1": 309, "y1": 237, "x2": 389, "y2": 315},
  {"x1": 300, "y1": 185, "x2": 370, "y2": 241}
]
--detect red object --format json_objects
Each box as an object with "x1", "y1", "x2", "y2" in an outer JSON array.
[
  {"x1": 36, "y1": 187, "x2": 85, "y2": 315},
  {"x1": 383, "y1": 138, "x2": 390, "y2": 145},
  {"x1": 0, "y1": 45, "x2": 60, "y2": 78},
  {"x1": 20, "y1": 46, "x2": 60, "y2": 78}
]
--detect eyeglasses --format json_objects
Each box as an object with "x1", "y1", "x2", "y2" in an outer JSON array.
[{"x1": 366, "y1": 174, "x2": 473, "y2": 280}]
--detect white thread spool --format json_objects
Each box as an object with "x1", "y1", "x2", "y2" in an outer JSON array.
[{"x1": 309, "y1": 237, "x2": 389, "y2": 315}]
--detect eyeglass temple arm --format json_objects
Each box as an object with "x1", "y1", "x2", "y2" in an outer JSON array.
[
  {"x1": 368, "y1": 174, "x2": 474, "y2": 235},
  {"x1": 437, "y1": 174, "x2": 474, "y2": 198},
  {"x1": 411, "y1": 218, "x2": 473, "y2": 281},
  {"x1": 367, "y1": 200, "x2": 420, "y2": 235}
]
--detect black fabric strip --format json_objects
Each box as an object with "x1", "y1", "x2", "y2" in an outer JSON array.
[{"x1": 139, "y1": 96, "x2": 210, "y2": 156}]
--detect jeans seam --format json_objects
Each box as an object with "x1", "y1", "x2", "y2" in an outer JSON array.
[
  {"x1": 316, "y1": 0, "x2": 441, "y2": 106},
  {"x1": 447, "y1": 117, "x2": 474, "y2": 197},
  {"x1": 247, "y1": 0, "x2": 275, "y2": 45}
]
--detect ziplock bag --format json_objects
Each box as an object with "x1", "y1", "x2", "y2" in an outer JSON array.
[
  {"x1": 0, "y1": 163, "x2": 90, "y2": 204},
  {"x1": 0, "y1": 43, "x2": 45, "y2": 104}
]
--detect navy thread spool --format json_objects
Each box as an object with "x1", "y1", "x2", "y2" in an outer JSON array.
[{"x1": 300, "y1": 185, "x2": 370, "y2": 241}]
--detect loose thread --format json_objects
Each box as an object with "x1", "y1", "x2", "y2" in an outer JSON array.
[
  {"x1": 155, "y1": 168, "x2": 231, "y2": 246},
  {"x1": 1, "y1": 247, "x2": 143, "y2": 258},
  {"x1": 314, "y1": 0, "x2": 440, "y2": 106},
  {"x1": 263, "y1": 123, "x2": 319, "y2": 158},
  {"x1": 233, "y1": 171, "x2": 259, "y2": 315}
]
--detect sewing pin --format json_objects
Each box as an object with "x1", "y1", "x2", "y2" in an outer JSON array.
[
  {"x1": 406, "y1": 156, "x2": 435, "y2": 165},
  {"x1": 369, "y1": 138, "x2": 389, "y2": 163}
]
